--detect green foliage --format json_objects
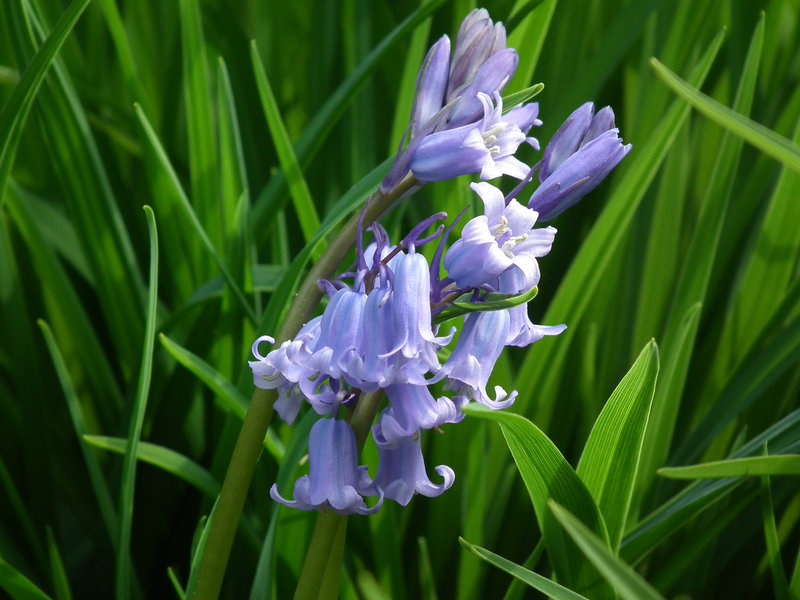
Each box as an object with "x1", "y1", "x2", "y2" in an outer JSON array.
[{"x1": 1, "y1": 0, "x2": 798, "y2": 599}]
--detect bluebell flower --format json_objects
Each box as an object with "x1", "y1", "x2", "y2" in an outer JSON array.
[
  {"x1": 529, "y1": 103, "x2": 631, "y2": 220},
  {"x1": 441, "y1": 309, "x2": 516, "y2": 409},
  {"x1": 372, "y1": 384, "x2": 461, "y2": 447},
  {"x1": 443, "y1": 182, "x2": 554, "y2": 290},
  {"x1": 270, "y1": 417, "x2": 383, "y2": 515},
  {"x1": 496, "y1": 267, "x2": 566, "y2": 347},
  {"x1": 373, "y1": 434, "x2": 454, "y2": 506}
]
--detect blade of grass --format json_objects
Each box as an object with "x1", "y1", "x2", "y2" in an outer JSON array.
[
  {"x1": 134, "y1": 103, "x2": 257, "y2": 324},
  {"x1": 250, "y1": 40, "x2": 319, "y2": 244},
  {"x1": 505, "y1": 0, "x2": 557, "y2": 96},
  {"x1": 659, "y1": 455, "x2": 800, "y2": 479},
  {"x1": 0, "y1": 0, "x2": 91, "y2": 207},
  {"x1": 650, "y1": 57, "x2": 800, "y2": 172},
  {"x1": 115, "y1": 206, "x2": 159, "y2": 600},
  {"x1": 84, "y1": 435, "x2": 220, "y2": 498},
  {"x1": 548, "y1": 501, "x2": 665, "y2": 600},
  {"x1": 459, "y1": 537, "x2": 589, "y2": 600},
  {"x1": 45, "y1": 528, "x2": 71, "y2": 600},
  {"x1": 0, "y1": 555, "x2": 52, "y2": 600},
  {"x1": 761, "y1": 457, "x2": 791, "y2": 600}
]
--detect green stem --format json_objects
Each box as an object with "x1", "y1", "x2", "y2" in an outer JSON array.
[{"x1": 191, "y1": 175, "x2": 418, "y2": 600}]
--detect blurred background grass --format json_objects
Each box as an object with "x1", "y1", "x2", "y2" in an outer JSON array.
[{"x1": 1, "y1": 0, "x2": 799, "y2": 598}]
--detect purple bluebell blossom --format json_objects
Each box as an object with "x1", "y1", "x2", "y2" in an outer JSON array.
[
  {"x1": 530, "y1": 103, "x2": 631, "y2": 220},
  {"x1": 373, "y1": 434, "x2": 454, "y2": 506},
  {"x1": 496, "y1": 267, "x2": 567, "y2": 347},
  {"x1": 441, "y1": 309, "x2": 516, "y2": 409},
  {"x1": 372, "y1": 384, "x2": 461, "y2": 447},
  {"x1": 270, "y1": 417, "x2": 383, "y2": 515},
  {"x1": 444, "y1": 182, "x2": 554, "y2": 289}
]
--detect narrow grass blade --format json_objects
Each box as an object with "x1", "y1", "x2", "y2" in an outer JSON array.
[
  {"x1": 0, "y1": 0, "x2": 91, "y2": 206},
  {"x1": 659, "y1": 455, "x2": 800, "y2": 479},
  {"x1": 250, "y1": 40, "x2": 319, "y2": 243},
  {"x1": 505, "y1": 0, "x2": 557, "y2": 96},
  {"x1": 184, "y1": 504, "x2": 217, "y2": 599},
  {"x1": 167, "y1": 567, "x2": 186, "y2": 600},
  {"x1": 549, "y1": 501, "x2": 665, "y2": 600},
  {"x1": 37, "y1": 319, "x2": 118, "y2": 546},
  {"x1": 0, "y1": 555, "x2": 52, "y2": 600},
  {"x1": 460, "y1": 538, "x2": 589, "y2": 600},
  {"x1": 115, "y1": 206, "x2": 159, "y2": 600},
  {"x1": 178, "y1": 0, "x2": 221, "y2": 250},
  {"x1": 134, "y1": 104, "x2": 256, "y2": 324},
  {"x1": 417, "y1": 537, "x2": 438, "y2": 600},
  {"x1": 463, "y1": 404, "x2": 609, "y2": 592},
  {"x1": 84, "y1": 435, "x2": 219, "y2": 497},
  {"x1": 761, "y1": 468, "x2": 791, "y2": 600},
  {"x1": 577, "y1": 341, "x2": 660, "y2": 551},
  {"x1": 650, "y1": 57, "x2": 800, "y2": 172},
  {"x1": 45, "y1": 529, "x2": 71, "y2": 600}
]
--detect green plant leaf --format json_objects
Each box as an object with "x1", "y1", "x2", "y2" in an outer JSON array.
[
  {"x1": 659, "y1": 455, "x2": 800, "y2": 479},
  {"x1": 549, "y1": 501, "x2": 665, "y2": 600},
  {"x1": 115, "y1": 206, "x2": 159, "y2": 600},
  {"x1": 84, "y1": 435, "x2": 219, "y2": 497},
  {"x1": 577, "y1": 341, "x2": 660, "y2": 551},
  {"x1": 460, "y1": 538, "x2": 589, "y2": 600},
  {"x1": 0, "y1": 0, "x2": 91, "y2": 206},
  {"x1": 650, "y1": 57, "x2": 800, "y2": 172},
  {"x1": 463, "y1": 404, "x2": 609, "y2": 592},
  {"x1": 0, "y1": 555, "x2": 53, "y2": 600}
]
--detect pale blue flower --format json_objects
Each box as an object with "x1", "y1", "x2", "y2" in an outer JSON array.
[
  {"x1": 372, "y1": 384, "x2": 461, "y2": 447},
  {"x1": 374, "y1": 434, "x2": 455, "y2": 506}
]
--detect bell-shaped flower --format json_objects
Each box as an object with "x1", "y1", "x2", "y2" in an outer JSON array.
[
  {"x1": 374, "y1": 433, "x2": 455, "y2": 506},
  {"x1": 530, "y1": 103, "x2": 631, "y2": 220},
  {"x1": 441, "y1": 309, "x2": 516, "y2": 409},
  {"x1": 410, "y1": 93, "x2": 540, "y2": 183},
  {"x1": 444, "y1": 182, "x2": 554, "y2": 289},
  {"x1": 447, "y1": 8, "x2": 506, "y2": 96},
  {"x1": 446, "y1": 49, "x2": 519, "y2": 125},
  {"x1": 496, "y1": 267, "x2": 566, "y2": 347},
  {"x1": 270, "y1": 417, "x2": 383, "y2": 515},
  {"x1": 390, "y1": 250, "x2": 453, "y2": 364},
  {"x1": 410, "y1": 35, "x2": 451, "y2": 139},
  {"x1": 372, "y1": 384, "x2": 461, "y2": 447},
  {"x1": 306, "y1": 287, "x2": 367, "y2": 379}
]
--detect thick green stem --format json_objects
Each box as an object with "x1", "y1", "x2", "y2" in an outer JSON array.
[{"x1": 191, "y1": 175, "x2": 418, "y2": 600}]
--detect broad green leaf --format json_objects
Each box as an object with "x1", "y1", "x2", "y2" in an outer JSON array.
[
  {"x1": 460, "y1": 538, "x2": 589, "y2": 600},
  {"x1": 549, "y1": 502, "x2": 665, "y2": 600},
  {"x1": 250, "y1": 40, "x2": 319, "y2": 244},
  {"x1": 577, "y1": 341, "x2": 660, "y2": 551},
  {"x1": 0, "y1": 555, "x2": 52, "y2": 600},
  {"x1": 463, "y1": 404, "x2": 609, "y2": 592},
  {"x1": 116, "y1": 206, "x2": 159, "y2": 600},
  {"x1": 84, "y1": 435, "x2": 219, "y2": 497},
  {"x1": 0, "y1": 0, "x2": 91, "y2": 206},
  {"x1": 659, "y1": 455, "x2": 800, "y2": 479},
  {"x1": 650, "y1": 57, "x2": 800, "y2": 172}
]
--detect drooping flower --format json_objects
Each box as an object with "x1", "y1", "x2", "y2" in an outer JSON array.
[
  {"x1": 496, "y1": 267, "x2": 566, "y2": 347},
  {"x1": 372, "y1": 384, "x2": 461, "y2": 447},
  {"x1": 529, "y1": 102, "x2": 631, "y2": 220},
  {"x1": 373, "y1": 434, "x2": 455, "y2": 506},
  {"x1": 270, "y1": 418, "x2": 383, "y2": 515}
]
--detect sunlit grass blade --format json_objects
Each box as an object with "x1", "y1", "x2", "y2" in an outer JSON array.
[
  {"x1": 0, "y1": 555, "x2": 53, "y2": 600},
  {"x1": 115, "y1": 206, "x2": 159, "y2": 600},
  {"x1": 37, "y1": 319, "x2": 118, "y2": 546},
  {"x1": 548, "y1": 501, "x2": 665, "y2": 600},
  {"x1": 0, "y1": 0, "x2": 91, "y2": 206},
  {"x1": 459, "y1": 537, "x2": 588, "y2": 600},
  {"x1": 250, "y1": 40, "x2": 319, "y2": 244},
  {"x1": 178, "y1": 0, "x2": 221, "y2": 251},
  {"x1": 576, "y1": 341, "x2": 660, "y2": 551},
  {"x1": 761, "y1": 465, "x2": 791, "y2": 600},
  {"x1": 515, "y1": 29, "x2": 725, "y2": 427},
  {"x1": 84, "y1": 435, "x2": 219, "y2": 497},
  {"x1": 463, "y1": 404, "x2": 609, "y2": 592},
  {"x1": 45, "y1": 528, "x2": 71, "y2": 600},
  {"x1": 158, "y1": 333, "x2": 285, "y2": 461},
  {"x1": 650, "y1": 57, "x2": 800, "y2": 172},
  {"x1": 133, "y1": 103, "x2": 256, "y2": 324},
  {"x1": 658, "y1": 455, "x2": 800, "y2": 479}
]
